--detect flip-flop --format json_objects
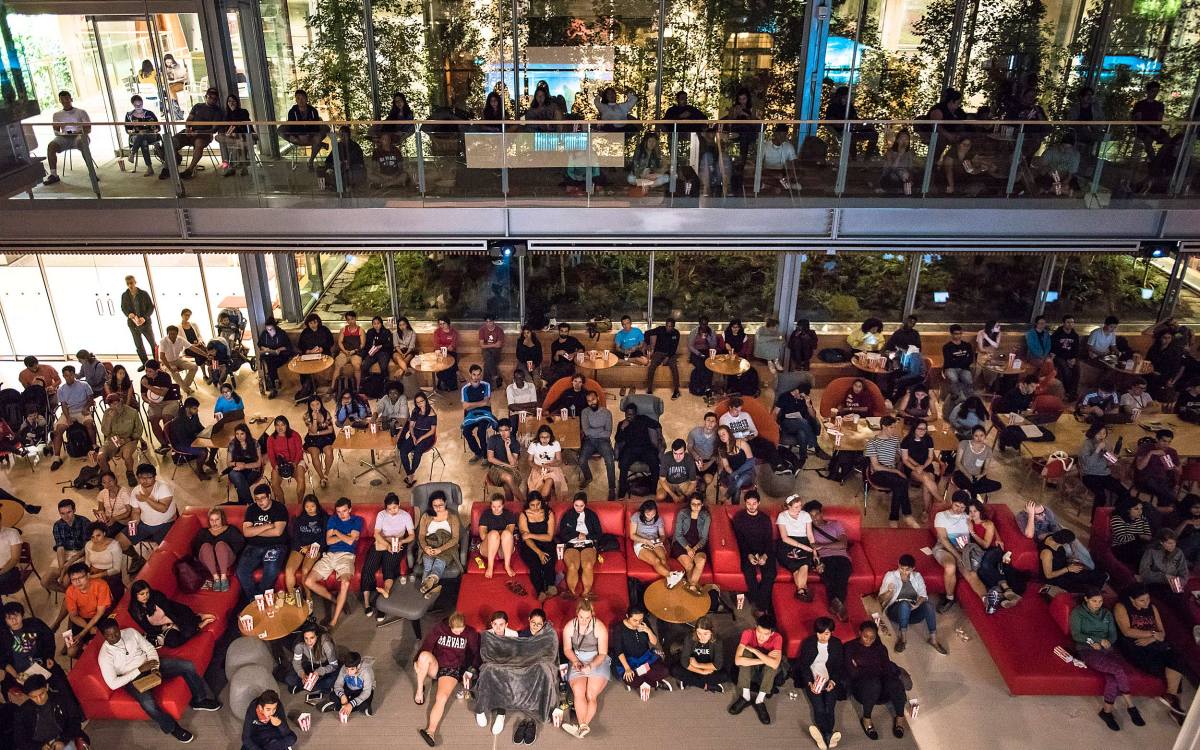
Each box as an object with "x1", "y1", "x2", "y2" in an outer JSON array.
[
  {"x1": 512, "y1": 583, "x2": 529, "y2": 597},
  {"x1": 505, "y1": 580, "x2": 520, "y2": 594},
  {"x1": 413, "y1": 694, "x2": 424, "y2": 705}
]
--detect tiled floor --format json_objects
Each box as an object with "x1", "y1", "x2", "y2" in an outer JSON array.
[{"x1": 0, "y1": 357, "x2": 1184, "y2": 749}]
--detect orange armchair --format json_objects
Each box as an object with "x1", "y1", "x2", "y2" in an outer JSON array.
[{"x1": 818, "y1": 377, "x2": 887, "y2": 418}]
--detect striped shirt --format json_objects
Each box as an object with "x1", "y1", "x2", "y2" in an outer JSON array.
[
  {"x1": 865, "y1": 436, "x2": 900, "y2": 469},
  {"x1": 1110, "y1": 513, "x2": 1151, "y2": 547}
]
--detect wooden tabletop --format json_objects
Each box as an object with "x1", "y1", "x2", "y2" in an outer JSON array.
[
  {"x1": 643, "y1": 578, "x2": 711, "y2": 625},
  {"x1": 411, "y1": 352, "x2": 456, "y2": 373},
  {"x1": 237, "y1": 597, "x2": 309, "y2": 640},
  {"x1": 0, "y1": 500, "x2": 24, "y2": 529},
  {"x1": 927, "y1": 420, "x2": 960, "y2": 451},
  {"x1": 705, "y1": 354, "x2": 750, "y2": 376},
  {"x1": 333, "y1": 426, "x2": 396, "y2": 451},
  {"x1": 1021, "y1": 413, "x2": 1200, "y2": 459},
  {"x1": 817, "y1": 417, "x2": 876, "y2": 452},
  {"x1": 191, "y1": 420, "x2": 249, "y2": 449},
  {"x1": 518, "y1": 416, "x2": 582, "y2": 450},
  {"x1": 981, "y1": 356, "x2": 1032, "y2": 376},
  {"x1": 288, "y1": 355, "x2": 334, "y2": 375},
  {"x1": 1099, "y1": 358, "x2": 1154, "y2": 376},
  {"x1": 575, "y1": 351, "x2": 619, "y2": 370},
  {"x1": 851, "y1": 352, "x2": 890, "y2": 374}
]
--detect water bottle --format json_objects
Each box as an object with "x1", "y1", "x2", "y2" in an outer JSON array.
[{"x1": 1114, "y1": 436, "x2": 1124, "y2": 456}]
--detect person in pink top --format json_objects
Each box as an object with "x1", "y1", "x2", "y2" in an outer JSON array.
[
  {"x1": 433, "y1": 317, "x2": 460, "y2": 392},
  {"x1": 478, "y1": 316, "x2": 505, "y2": 388}
]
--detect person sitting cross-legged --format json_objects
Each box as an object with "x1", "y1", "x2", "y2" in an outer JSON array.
[
  {"x1": 320, "y1": 651, "x2": 375, "y2": 719},
  {"x1": 284, "y1": 622, "x2": 339, "y2": 701},
  {"x1": 671, "y1": 615, "x2": 726, "y2": 691},
  {"x1": 878, "y1": 554, "x2": 948, "y2": 655}
]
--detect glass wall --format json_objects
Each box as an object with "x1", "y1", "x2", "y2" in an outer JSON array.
[
  {"x1": 1042, "y1": 252, "x2": 1171, "y2": 323},
  {"x1": 41, "y1": 253, "x2": 155, "y2": 357},
  {"x1": 653, "y1": 252, "x2": 776, "y2": 322},
  {"x1": 0, "y1": 254, "x2": 57, "y2": 357},
  {"x1": 912, "y1": 252, "x2": 1042, "y2": 323},
  {"x1": 796, "y1": 252, "x2": 909, "y2": 322},
  {"x1": 392, "y1": 252, "x2": 518, "y2": 321},
  {"x1": 525, "y1": 252, "x2": 649, "y2": 323}
]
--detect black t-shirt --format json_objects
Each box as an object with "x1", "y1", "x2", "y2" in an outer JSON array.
[
  {"x1": 775, "y1": 391, "x2": 811, "y2": 421},
  {"x1": 1050, "y1": 328, "x2": 1079, "y2": 360},
  {"x1": 479, "y1": 509, "x2": 517, "y2": 534},
  {"x1": 244, "y1": 500, "x2": 289, "y2": 547},
  {"x1": 942, "y1": 340, "x2": 974, "y2": 370},
  {"x1": 551, "y1": 335, "x2": 584, "y2": 362},
  {"x1": 646, "y1": 326, "x2": 681, "y2": 355},
  {"x1": 1132, "y1": 98, "x2": 1165, "y2": 125},
  {"x1": 900, "y1": 434, "x2": 933, "y2": 466},
  {"x1": 486, "y1": 433, "x2": 519, "y2": 464},
  {"x1": 615, "y1": 623, "x2": 653, "y2": 659},
  {"x1": 660, "y1": 453, "x2": 697, "y2": 484},
  {"x1": 618, "y1": 414, "x2": 658, "y2": 452},
  {"x1": 290, "y1": 511, "x2": 327, "y2": 552}
]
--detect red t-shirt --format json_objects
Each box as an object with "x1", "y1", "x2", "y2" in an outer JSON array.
[
  {"x1": 433, "y1": 327, "x2": 459, "y2": 351},
  {"x1": 739, "y1": 628, "x2": 782, "y2": 654},
  {"x1": 420, "y1": 620, "x2": 480, "y2": 672}
]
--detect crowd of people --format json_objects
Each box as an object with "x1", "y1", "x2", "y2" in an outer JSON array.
[
  {"x1": 38, "y1": 77, "x2": 1192, "y2": 199},
  {"x1": 2, "y1": 291, "x2": 1200, "y2": 745}
]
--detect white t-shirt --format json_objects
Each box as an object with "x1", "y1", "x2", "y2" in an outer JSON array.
[
  {"x1": 528, "y1": 441, "x2": 561, "y2": 466},
  {"x1": 53, "y1": 107, "x2": 90, "y2": 135},
  {"x1": 506, "y1": 382, "x2": 538, "y2": 406},
  {"x1": 0, "y1": 527, "x2": 19, "y2": 567},
  {"x1": 934, "y1": 510, "x2": 970, "y2": 546},
  {"x1": 719, "y1": 411, "x2": 758, "y2": 440},
  {"x1": 133, "y1": 480, "x2": 178, "y2": 526},
  {"x1": 811, "y1": 640, "x2": 830, "y2": 680},
  {"x1": 761, "y1": 140, "x2": 797, "y2": 170},
  {"x1": 777, "y1": 509, "x2": 812, "y2": 539},
  {"x1": 375, "y1": 509, "x2": 414, "y2": 538}
]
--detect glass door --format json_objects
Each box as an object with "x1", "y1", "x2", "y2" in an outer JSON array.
[
  {"x1": 149, "y1": 254, "x2": 213, "y2": 338},
  {"x1": 42, "y1": 254, "x2": 154, "y2": 358},
  {"x1": 0, "y1": 254, "x2": 59, "y2": 358},
  {"x1": 91, "y1": 17, "x2": 160, "y2": 154}
]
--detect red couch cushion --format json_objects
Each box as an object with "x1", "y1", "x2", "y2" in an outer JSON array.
[
  {"x1": 925, "y1": 502, "x2": 1039, "y2": 575},
  {"x1": 467, "y1": 501, "x2": 527, "y2": 575},
  {"x1": 860, "y1": 528, "x2": 944, "y2": 596},
  {"x1": 625, "y1": 503, "x2": 713, "y2": 584},
  {"x1": 541, "y1": 574, "x2": 630, "y2": 629},
  {"x1": 548, "y1": 500, "x2": 627, "y2": 575},
  {"x1": 771, "y1": 580, "x2": 872, "y2": 658}
]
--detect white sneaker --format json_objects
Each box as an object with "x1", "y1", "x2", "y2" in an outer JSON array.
[
  {"x1": 491, "y1": 712, "x2": 505, "y2": 735},
  {"x1": 476, "y1": 712, "x2": 487, "y2": 728},
  {"x1": 666, "y1": 571, "x2": 684, "y2": 589}
]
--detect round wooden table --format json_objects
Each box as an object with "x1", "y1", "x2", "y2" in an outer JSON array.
[
  {"x1": 575, "y1": 351, "x2": 618, "y2": 370},
  {"x1": 237, "y1": 597, "x2": 310, "y2": 640},
  {"x1": 0, "y1": 500, "x2": 24, "y2": 528},
  {"x1": 411, "y1": 352, "x2": 457, "y2": 399},
  {"x1": 980, "y1": 356, "x2": 1032, "y2": 376},
  {"x1": 1099, "y1": 357, "x2": 1154, "y2": 377},
  {"x1": 817, "y1": 417, "x2": 876, "y2": 453},
  {"x1": 851, "y1": 352, "x2": 890, "y2": 375},
  {"x1": 643, "y1": 579, "x2": 711, "y2": 625},
  {"x1": 287, "y1": 355, "x2": 334, "y2": 376},
  {"x1": 705, "y1": 354, "x2": 750, "y2": 377}
]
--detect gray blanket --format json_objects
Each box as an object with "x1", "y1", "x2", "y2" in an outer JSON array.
[{"x1": 473, "y1": 628, "x2": 560, "y2": 722}]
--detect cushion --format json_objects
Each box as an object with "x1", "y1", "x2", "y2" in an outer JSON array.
[
  {"x1": 228, "y1": 663, "x2": 279, "y2": 718},
  {"x1": 225, "y1": 635, "x2": 274, "y2": 681}
]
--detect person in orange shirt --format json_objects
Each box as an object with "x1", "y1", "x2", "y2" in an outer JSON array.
[
  {"x1": 18, "y1": 356, "x2": 62, "y2": 394},
  {"x1": 64, "y1": 561, "x2": 112, "y2": 657}
]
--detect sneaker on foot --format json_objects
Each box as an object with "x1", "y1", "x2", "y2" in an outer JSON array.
[
  {"x1": 1098, "y1": 709, "x2": 1120, "y2": 731},
  {"x1": 50, "y1": 459, "x2": 63, "y2": 471},
  {"x1": 190, "y1": 698, "x2": 221, "y2": 711},
  {"x1": 936, "y1": 597, "x2": 956, "y2": 613},
  {"x1": 491, "y1": 711, "x2": 505, "y2": 734},
  {"x1": 752, "y1": 702, "x2": 771, "y2": 725},
  {"x1": 666, "y1": 571, "x2": 685, "y2": 589},
  {"x1": 171, "y1": 727, "x2": 194, "y2": 743},
  {"x1": 43, "y1": 175, "x2": 61, "y2": 185},
  {"x1": 1128, "y1": 706, "x2": 1145, "y2": 726}
]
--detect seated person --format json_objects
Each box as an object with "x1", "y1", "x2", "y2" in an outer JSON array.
[
  {"x1": 472, "y1": 610, "x2": 522, "y2": 731},
  {"x1": 671, "y1": 615, "x2": 726, "y2": 691},
  {"x1": 160, "y1": 87, "x2": 222, "y2": 180},
  {"x1": 304, "y1": 497, "x2": 362, "y2": 628},
  {"x1": 526, "y1": 425, "x2": 568, "y2": 499},
  {"x1": 1078, "y1": 422, "x2": 1129, "y2": 512},
  {"x1": 461, "y1": 364, "x2": 499, "y2": 463},
  {"x1": 242, "y1": 689, "x2": 297, "y2": 750},
  {"x1": 97, "y1": 618, "x2": 219, "y2": 743},
  {"x1": 847, "y1": 319, "x2": 884, "y2": 353},
  {"x1": 11, "y1": 673, "x2": 87, "y2": 750},
  {"x1": 504, "y1": 368, "x2": 538, "y2": 426},
  {"x1": 477, "y1": 494, "x2": 517, "y2": 579},
  {"x1": 194, "y1": 507, "x2": 242, "y2": 592},
  {"x1": 1138, "y1": 528, "x2": 1188, "y2": 596},
  {"x1": 320, "y1": 651, "x2": 374, "y2": 719},
  {"x1": 717, "y1": 425, "x2": 756, "y2": 505},
  {"x1": 843, "y1": 620, "x2": 910, "y2": 740},
  {"x1": 83, "y1": 521, "x2": 126, "y2": 603},
  {"x1": 628, "y1": 132, "x2": 670, "y2": 190},
  {"x1": 97, "y1": 396, "x2": 143, "y2": 484},
  {"x1": 334, "y1": 390, "x2": 370, "y2": 428},
  {"x1": 549, "y1": 374, "x2": 590, "y2": 416},
  {"x1": 672, "y1": 493, "x2": 710, "y2": 595},
  {"x1": 64, "y1": 562, "x2": 111, "y2": 657},
  {"x1": 296, "y1": 314, "x2": 335, "y2": 398},
  {"x1": 129, "y1": 462, "x2": 179, "y2": 546},
  {"x1": 517, "y1": 494, "x2": 558, "y2": 601},
  {"x1": 688, "y1": 412, "x2": 721, "y2": 494},
  {"x1": 414, "y1": 612, "x2": 481, "y2": 746},
  {"x1": 759, "y1": 124, "x2": 798, "y2": 191},
  {"x1": 127, "y1": 580, "x2": 213, "y2": 648},
  {"x1": 612, "y1": 607, "x2": 670, "y2": 697},
  {"x1": 375, "y1": 382, "x2": 409, "y2": 433},
  {"x1": 880, "y1": 129, "x2": 916, "y2": 194},
  {"x1": 1078, "y1": 382, "x2": 1120, "y2": 421},
  {"x1": 236, "y1": 484, "x2": 290, "y2": 598},
  {"x1": 280, "y1": 89, "x2": 330, "y2": 171},
  {"x1": 1069, "y1": 590, "x2": 1143, "y2": 731},
  {"x1": 486, "y1": 420, "x2": 525, "y2": 502},
  {"x1": 630, "y1": 499, "x2": 672, "y2": 582},
  {"x1": 360, "y1": 492, "x2": 414, "y2": 617},
  {"x1": 1039, "y1": 529, "x2": 1108, "y2": 593},
  {"x1": 878, "y1": 554, "x2": 948, "y2": 654},
  {"x1": 807, "y1": 500, "x2": 853, "y2": 622},
  {"x1": 1120, "y1": 378, "x2": 1155, "y2": 418},
  {"x1": 557, "y1": 494, "x2": 602, "y2": 600},
  {"x1": 727, "y1": 613, "x2": 786, "y2": 725},
  {"x1": 614, "y1": 315, "x2": 650, "y2": 368},
  {"x1": 285, "y1": 623, "x2": 339, "y2": 699},
  {"x1": 774, "y1": 382, "x2": 829, "y2": 461},
  {"x1": 840, "y1": 378, "x2": 873, "y2": 416},
  {"x1": 323, "y1": 125, "x2": 367, "y2": 188},
  {"x1": 1135, "y1": 429, "x2": 1181, "y2": 509},
  {"x1": 256, "y1": 318, "x2": 293, "y2": 398},
  {"x1": 398, "y1": 392, "x2": 437, "y2": 488},
  {"x1": 226, "y1": 423, "x2": 264, "y2": 505},
  {"x1": 166, "y1": 397, "x2": 217, "y2": 479},
  {"x1": 993, "y1": 375, "x2": 1039, "y2": 452},
  {"x1": 953, "y1": 426, "x2": 1002, "y2": 501},
  {"x1": 1018, "y1": 501, "x2": 1096, "y2": 569},
  {"x1": 964, "y1": 503, "x2": 1022, "y2": 610},
  {"x1": 157, "y1": 326, "x2": 198, "y2": 394},
  {"x1": 205, "y1": 338, "x2": 234, "y2": 389},
  {"x1": 547, "y1": 323, "x2": 584, "y2": 383},
  {"x1": 731, "y1": 492, "x2": 775, "y2": 613},
  {"x1": 266, "y1": 416, "x2": 308, "y2": 505},
  {"x1": 301, "y1": 397, "x2": 336, "y2": 490},
  {"x1": 795, "y1": 617, "x2": 846, "y2": 750},
  {"x1": 657, "y1": 439, "x2": 697, "y2": 503},
  {"x1": 50, "y1": 365, "x2": 96, "y2": 471},
  {"x1": 1114, "y1": 583, "x2": 1188, "y2": 718},
  {"x1": 49, "y1": 499, "x2": 89, "y2": 593},
  {"x1": 1, "y1": 602, "x2": 76, "y2": 713},
  {"x1": 474, "y1": 608, "x2": 558, "y2": 744},
  {"x1": 415, "y1": 491, "x2": 461, "y2": 598}
]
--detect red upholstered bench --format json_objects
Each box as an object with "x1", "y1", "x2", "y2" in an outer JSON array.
[
  {"x1": 625, "y1": 502, "x2": 716, "y2": 585},
  {"x1": 925, "y1": 502, "x2": 1039, "y2": 576},
  {"x1": 860, "y1": 528, "x2": 944, "y2": 596},
  {"x1": 772, "y1": 580, "x2": 874, "y2": 658}
]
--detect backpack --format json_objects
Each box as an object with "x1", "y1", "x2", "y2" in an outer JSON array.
[
  {"x1": 361, "y1": 372, "x2": 387, "y2": 400},
  {"x1": 818, "y1": 348, "x2": 851, "y2": 364},
  {"x1": 174, "y1": 556, "x2": 208, "y2": 594},
  {"x1": 71, "y1": 463, "x2": 102, "y2": 490},
  {"x1": 64, "y1": 421, "x2": 92, "y2": 458}
]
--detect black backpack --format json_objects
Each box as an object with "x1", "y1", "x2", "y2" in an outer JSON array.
[
  {"x1": 64, "y1": 422, "x2": 92, "y2": 458},
  {"x1": 361, "y1": 372, "x2": 387, "y2": 400},
  {"x1": 71, "y1": 463, "x2": 102, "y2": 490}
]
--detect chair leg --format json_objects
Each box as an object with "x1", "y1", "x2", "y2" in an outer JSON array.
[{"x1": 20, "y1": 580, "x2": 36, "y2": 619}]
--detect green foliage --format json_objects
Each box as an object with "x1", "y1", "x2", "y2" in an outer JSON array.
[
  {"x1": 426, "y1": 0, "x2": 490, "y2": 111},
  {"x1": 338, "y1": 254, "x2": 391, "y2": 314},
  {"x1": 1049, "y1": 255, "x2": 1167, "y2": 319},
  {"x1": 653, "y1": 253, "x2": 777, "y2": 321},
  {"x1": 914, "y1": 0, "x2": 957, "y2": 106},
  {"x1": 797, "y1": 254, "x2": 909, "y2": 320}
]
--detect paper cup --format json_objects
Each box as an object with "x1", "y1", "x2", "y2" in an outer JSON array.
[
  {"x1": 369, "y1": 420, "x2": 377, "y2": 433},
  {"x1": 127, "y1": 521, "x2": 138, "y2": 538},
  {"x1": 254, "y1": 594, "x2": 265, "y2": 611},
  {"x1": 556, "y1": 543, "x2": 565, "y2": 559},
  {"x1": 391, "y1": 537, "x2": 399, "y2": 553},
  {"x1": 440, "y1": 346, "x2": 447, "y2": 358},
  {"x1": 299, "y1": 713, "x2": 312, "y2": 732},
  {"x1": 560, "y1": 408, "x2": 568, "y2": 420},
  {"x1": 536, "y1": 407, "x2": 543, "y2": 420},
  {"x1": 736, "y1": 593, "x2": 745, "y2": 610},
  {"x1": 339, "y1": 709, "x2": 348, "y2": 723}
]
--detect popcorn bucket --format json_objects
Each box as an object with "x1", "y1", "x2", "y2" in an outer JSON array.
[
  {"x1": 342, "y1": 425, "x2": 353, "y2": 440},
  {"x1": 239, "y1": 614, "x2": 254, "y2": 632},
  {"x1": 62, "y1": 629, "x2": 75, "y2": 648},
  {"x1": 299, "y1": 713, "x2": 312, "y2": 732},
  {"x1": 339, "y1": 709, "x2": 348, "y2": 724},
  {"x1": 308, "y1": 543, "x2": 320, "y2": 559},
  {"x1": 369, "y1": 420, "x2": 377, "y2": 434},
  {"x1": 127, "y1": 521, "x2": 138, "y2": 538},
  {"x1": 536, "y1": 408, "x2": 543, "y2": 420},
  {"x1": 560, "y1": 408, "x2": 568, "y2": 420},
  {"x1": 254, "y1": 594, "x2": 265, "y2": 612},
  {"x1": 304, "y1": 672, "x2": 319, "y2": 691},
  {"x1": 556, "y1": 544, "x2": 565, "y2": 560},
  {"x1": 526, "y1": 361, "x2": 534, "y2": 372},
  {"x1": 736, "y1": 593, "x2": 745, "y2": 610},
  {"x1": 439, "y1": 346, "x2": 447, "y2": 358},
  {"x1": 391, "y1": 537, "x2": 399, "y2": 553}
]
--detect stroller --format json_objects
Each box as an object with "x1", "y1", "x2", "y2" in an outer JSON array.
[{"x1": 216, "y1": 308, "x2": 256, "y2": 378}]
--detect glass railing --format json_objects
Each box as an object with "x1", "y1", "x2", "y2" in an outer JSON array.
[{"x1": 7, "y1": 116, "x2": 1200, "y2": 206}]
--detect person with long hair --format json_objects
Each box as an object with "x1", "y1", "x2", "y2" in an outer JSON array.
[
  {"x1": 843, "y1": 619, "x2": 909, "y2": 740},
  {"x1": 398, "y1": 391, "x2": 437, "y2": 488},
  {"x1": 416, "y1": 491, "x2": 460, "y2": 599},
  {"x1": 226, "y1": 423, "x2": 263, "y2": 505},
  {"x1": 193, "y1": 507, "x2": 242, "y2": 592},
  {"x1": 1070, "y1": 588, "x2": 1144, "y2": 731},
  {"x1": 266, "y1": 415, "x2": 306, "y2": 503},
  {"x1": 360, "y1": 492, "x2": 414, "y2": 618},
  {"x1": 948, "y1": 395, "x2": 989, "y2": 439},
  {"x1": 334, "y1": 310, "x2": 364, "y2": 378},
  {"x1": 415, "y1": 612, "x2": 481, "y2": 746},
  {"x1": 390, "y1": 315, "x2": 418, "y2": 376},
  {"x1": 127, "y1": 579, "x2": 213, "y2": 648},
  {"x1": 376, "y1": 91, "x2": 415, "y2": 157},
  {"x1": 900, "y1": 420, "x2": 944, "y2": 515},
  {"x1": 284, "y1": 494, "x2": 328, "y2": 603},
  {"x1": 359, "y1": 315, "x2": 394, "y2": 382},
  {"x1": 672, "y1": 492, "x2": 710, "y2": 595},
  {"x1": 722, "y1": 319, "x2": 753, "y2": 393},
  {"x1": 477, "y1": 90, "x2": 508, "y2": 132},
  {"x1": 1039, "y1": 528, "x2": 1108, "y2": 593},
  {"x1": 777, "y1": 494, "x2": 815, "y2": 601},
  {"x1": 527, "y1": 424, "x2": 568, "y2": 498},
  {"x1": 514, "y1": 326, "x2": 543, "y2": 386},
  {"x1": 847, "y1": 318, "x2": 884, "y2": 353},
  {"x1": 82, "y1": 521, "x2": 126, "y2": 603},
  {"x1": 716, "y1": 424, "x2": 755, "y2": 504},
  {"x1": 517, "y1": 492, "x2": 557, "y2": 600},
  {"x1": 562, "y1": 598, "x2": 611, "y2": 738},
  {"x1": 212, "y1": 381, "x2": 245, "y2": 431},
  {"x1": 302, "y1": 396, "x2": 336, "y2": 489},
  {"x1": 104, "y1": 364, "x2": 137, "y2": 408},
  {"x1": 477, "y1": 493, "x2": 517, "y2": 579},
  {"x1": 880, "y1": 129, "x2": 915, "y2": 194},
  {"x1": 953, "y1": 425, "x2": 1002, "y2": 501},
  {"x1": 630, "y1": 499, "x2": 672, "y2": 581},
  {"x1": 1110, "y1": 496, "x2": 1153, "y2": 569},
  {"x1": 215, "y1": 93, "x2": 252, "y2": 176},
  {"x1": 1079, "y1": 421, "x2": 1129, "y2": 511},
  {"x1": 433, "y1": 316, "x2": 461, "y2": 392},
  {"x1": 671, "y1": 615, "x2": 726, "y2": 691},
  {"x1": 557, "y1": 493, "x2": 601, "y2": 599},
  {"x1": 1114, "y1": 582, "x2": 1189, "y2": 719},
  {"x1": 796, "y1": 617, "x2": 845, "y2": 749},
  {"x1": 628, "y1": 131, "x2": 668, "y2": 189}
]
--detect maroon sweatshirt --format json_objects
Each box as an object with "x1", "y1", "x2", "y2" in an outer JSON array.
[{"x1": 420, "y1": 621, "x2": 480, "y2": 672}]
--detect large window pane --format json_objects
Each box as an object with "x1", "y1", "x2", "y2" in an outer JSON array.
[
  {"x1": 394, "y1": 253, "x2": 518, "y2": 322},
  {"x1": 322, "y1": 253, "x2": 390, "y2": 320},
  {"x1": 41, "y1": 253, "x2": 152, "y2": 357},
  {"x1": 796, "y1": 252, "x2": 908, "y2": 323},
  {"x1": 1043, "y1": 253, "x2": 1171, "y2": 325},
  {"x1": 0, "y1": 254, "x2": 58, "y2": 357},
  {"x1": 913, "y1": 253, "x2": 1040, "y2": 324},
  {"x1": 525, "y1": 253, "x2": 649, "y2": 323},
  {"x1": 652, "y1": 252, "x2": 776, "y2": 322},
  {"x1": 149, "y1": 254, "x2": 213, "y2": 338},
  {"x1": 200, "y1": 253, "x2": 252, "y2": 342}
]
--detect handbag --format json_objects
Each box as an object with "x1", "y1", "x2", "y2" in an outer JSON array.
[
  {"x1": 174, "y1": 556, "x2": 208, "y2": 594},
  {"x1": 277, "y1": 458, "x2": 295, "y2": 478}
]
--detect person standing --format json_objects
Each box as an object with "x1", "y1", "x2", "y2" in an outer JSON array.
[
  {"x1": 478, "y1": 316, "x2": 505, "y2": 389},
  {"x1": 121, "y1": 275, "x2": 156, "y2": 369}
]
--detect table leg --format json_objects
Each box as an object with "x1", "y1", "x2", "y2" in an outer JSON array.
[{"x1": 353, "y1": 448, "x2": 392, "y2": 486}]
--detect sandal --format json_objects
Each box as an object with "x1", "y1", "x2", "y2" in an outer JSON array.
[
  {"x1": 512, "y1": 582, "x2": 529, "y2": 597},
  {"x1": 860, "y1": 718, "x2": 878, "y2": 740}
]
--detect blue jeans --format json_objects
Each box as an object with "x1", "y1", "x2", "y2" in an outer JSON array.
[
  {"x1": 129, "y1": 134, "x2": 159, "y2": 170},
  {"x1": 886, "y1": 600, "x2": 937, "y2": 635},
  {"x1": 228, "y1": 469, "x2": 261, "y2": 504},
  {"x1": 125, "y1": 655, "x2": 211, "y2": 733},
  {"x1": 236, "y1": 544, "x2": 286, "y2": 597},
  {"x1": 726, "y1": 459, "x2": 756, "y2": 502},
  {"x1": 779, "y1": 417, "x2": 816, "y2": 453},
  {"x1": 422, "y1": 556, "x2": 448, "y2": 579},
  {"x1": 283, "y1": 668, "x2": 338, "y2": 694}
]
